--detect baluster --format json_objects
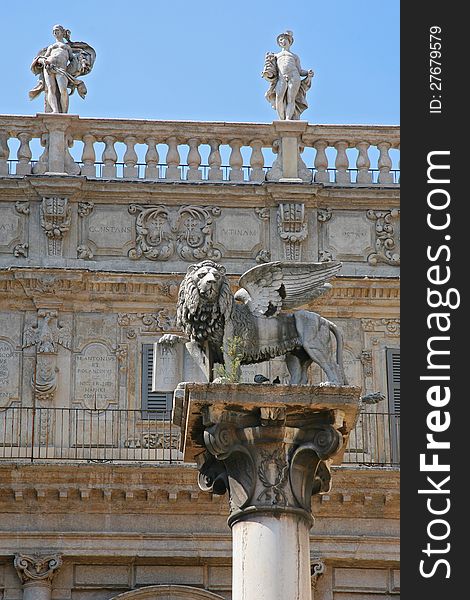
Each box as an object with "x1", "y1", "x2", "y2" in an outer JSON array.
[
  {"x1": 377, "y1": 141, "x2": 393, "y2": 184},
  {"x1": 397, "y1": 143, "x2": 400, "y2": 183},
  {"x1": 32, "y1": 134, "x2": 48, "y2": 174},
  {"x1": 208, "y1": 139, "x2": 222, "y2": 181},
  {"x1": 187, "y1": 138, "x2": 202, "y2": 181},
  {"x1": 249, "y1": 139, "x2": 265, "y2": 182},
  {"x1": 81, "y1": 134, "x2": 96, "y2": 177},
  {"x1": 16, "y1": 133, "x2": 32, "y2": 175},
  {"x1": 123, "y1": 136, "x2": 138, "y2": 178},
  {"x1": 229, "y1": 139, "x2": 243, "y2": 181},
  {"x1": 64, "y1": 134, "x2": 80, "y2": 175},
  {"x1": 356, "y1": 141, "x2": 372, "y2": 184},
  {"x1": 0, "y1": 133, "x2": 10, "y2": 175},
  {"x1": 144, "y1": 138, "x2": 159, "y2": 179},
  {"x1": 165, "y1": 136, "x2": 181, "y2": 180},
  {"x1": 102, "y1": 136, "x2": 117, "y2": 178},
  {"x1": 313, "y1": 140, "x2": 329, "y2": 183},
  {"x1": 334, "y1": 140, "x2": 350, "y2": 184}
]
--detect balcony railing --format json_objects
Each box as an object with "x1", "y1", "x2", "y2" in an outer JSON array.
[
  {"x1": 0, "y1": 114, "x2": 399, "y2": 184},
  {"x1": 0, "y1": 406, "x2": 399, "y2": 466}
]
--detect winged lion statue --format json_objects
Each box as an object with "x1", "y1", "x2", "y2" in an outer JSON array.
[{"x1": 159, "y1": 259, "x2": 347, "y2": 385}]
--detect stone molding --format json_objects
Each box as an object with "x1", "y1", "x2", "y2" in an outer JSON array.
[{"x1": 2, "y1": 270, "x2": 399, "y2": 306}]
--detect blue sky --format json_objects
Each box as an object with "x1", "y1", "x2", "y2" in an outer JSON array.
[{"x1": 1, "y1": 0, "x2": 399, "y2": 124}]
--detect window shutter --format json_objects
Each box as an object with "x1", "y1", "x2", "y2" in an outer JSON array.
[
  {"x1": 141, "y1": 344, "x2": 173, "y2": 416},
  {"x1": 386, "y1": 348, "x2": 400, "y2": 416},
  {"x1": 386, "y1": 348, "x2": 400, "y2": 464}
]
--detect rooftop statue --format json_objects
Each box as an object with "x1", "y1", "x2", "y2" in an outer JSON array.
[
  {"x1": 159, "y1": 260, "x2": 346, "y2": 385},
  {"x1": 262, "y1": 30, "x2": 314, "y2": 120},
  {"x1": 29, "y1": 24, "x2": 96, "y2": 113}
]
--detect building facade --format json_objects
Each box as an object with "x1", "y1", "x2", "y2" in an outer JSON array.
[{"x1": 0, "y1": 114, "x2": 400, "y2": 599}]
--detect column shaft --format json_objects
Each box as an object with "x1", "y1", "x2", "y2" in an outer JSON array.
[{"x1": 232, "y1": 512, "x2": 311, "y2": 600}]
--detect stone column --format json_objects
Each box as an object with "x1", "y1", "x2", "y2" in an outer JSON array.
[
  {"x1": 174, "y1": 383, "x2": 361, "y2": 600},
  {"x1": 14, "y1": 553, "x2": 62, "y2": 600}
]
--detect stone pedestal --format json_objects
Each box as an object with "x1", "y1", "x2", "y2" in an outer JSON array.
[
  {"x1": 267, "y1": 121, "x2": 311, "y2": 182},
  {"x1": 173, "y1": 383, "x2": 361, "y2": 600}
]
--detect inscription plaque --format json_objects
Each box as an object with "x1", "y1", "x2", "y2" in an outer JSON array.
[
  {"x1": 215, "y1": 212, "x2": 262, "y2": 255},
  {"x1": 74, "y1": 343, "x2": 118, "y2": 409},
  {"x1": 86, "y1": 207, "x2": 134, "y2": 255},
  {"x1": 0, "y1": 340, "x2": 20, "y2": 408},
  {"x1": 0, "y1": 206, "x2": 22, "y2": 252},
  {"x1": 323, "y1": 212, "x2": 374, "y2": 261}
]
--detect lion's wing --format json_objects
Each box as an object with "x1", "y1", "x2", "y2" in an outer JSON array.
[{"x1": 236, "y1": 261, "x2": 342, "y2": 317}]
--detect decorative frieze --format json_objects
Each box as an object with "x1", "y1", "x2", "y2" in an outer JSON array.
[
  {"x1": 277, "y1": 202, "x2": 308, "y2": 261},
  {"x1": 366, "y1": 209, "x2": 400, "y2": 265},
  {"x1": 128, "y1": 204, "x2": 222, "y2": 261},
  {"x1": 361, "y1": 318, "x2": 400, "y2": 336},
  {"x1": 40, "y1": 197, "x2": 71, "y2": 256},
  {"x1": 124, "y1": 431, "x2": 180, "y2": 450}
]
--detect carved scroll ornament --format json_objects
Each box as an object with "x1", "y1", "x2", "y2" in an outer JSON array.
[{"x1": 128, "y1": 204, "x2": 222, "y2": 261}]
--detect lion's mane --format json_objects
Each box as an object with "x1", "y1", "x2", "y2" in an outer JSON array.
[{"x1": 176, "y1": 261, "x2": 233, "y2": 350}]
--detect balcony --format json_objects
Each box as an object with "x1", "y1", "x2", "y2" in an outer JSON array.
[
  {"x1": 0, "y1": 114, "x2": 399, "y2": 185},
  {"x1": 0, "y1": 406, "x2": 399, "y2": 467}
]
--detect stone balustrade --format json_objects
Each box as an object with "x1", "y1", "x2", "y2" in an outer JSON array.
[{"x1": 0, "y1": 114, "x2": 399, "y2": 184}]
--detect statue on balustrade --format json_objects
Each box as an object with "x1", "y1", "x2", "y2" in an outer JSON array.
[
  {"x1": 29, "y1": 24, "x2": 96, "y2": 113},
  {"x1": 159, "y1": 259, "x2": 346, "y2": 385},
  {"x1": 262, "y1": 30, "x2": 314, "y2": 120}
]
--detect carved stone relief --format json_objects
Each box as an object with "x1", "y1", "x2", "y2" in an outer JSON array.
[
  {"x1": 366, "y1": 209, "x2": 400, "y2": 265},
  {"x1": 128, "y1": 204, "x2": 222, "y2": 261},
  {"x1": 361, "y1": 319, "x2": 400, "y2": 336},
  {"x1": 0, "y1": 202, "x2": 28, "y2": 256},
  {"x1": 22, "y1": 309, "x2": 72, "y2": 403},
  {"x1": 40, "y1": 197, "x2": 71, "y2": 256},
  {"x1": 23, "y1": 310, "x2": 72, "y2": 354},
  {"x1": 14, "y1": 553, "x2": 62, "y2": 585},
  {"x1": 360, "y1": 350, "x2": 373, "y2": 378},
  {"x1": 277, "y1": 203, "x2": 308, "y2": 260}
]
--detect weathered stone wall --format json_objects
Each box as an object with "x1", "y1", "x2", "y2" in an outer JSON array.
[{"x1": 0, "y1": 118, "x2": 400, "y2": 599}]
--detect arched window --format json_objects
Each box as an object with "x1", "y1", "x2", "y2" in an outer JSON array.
[{"x1": 111, "y1": 584, "x2": 226, "y2": 600}]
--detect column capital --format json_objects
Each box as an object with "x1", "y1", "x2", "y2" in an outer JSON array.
[
  {"x1": 14, "y1": 553, "x2": 62, "y2": 586},
  {"x1": 174, "y1": 383, "x2": 361, "y2": 526}
]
